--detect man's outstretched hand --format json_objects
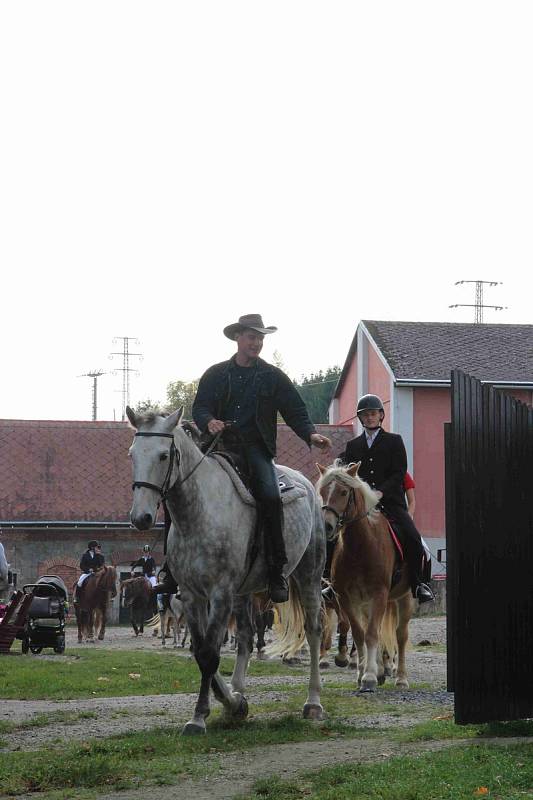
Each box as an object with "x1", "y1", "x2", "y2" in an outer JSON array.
[{"x1": 310, "y1": 433, "x2": 332, "y2": 451}]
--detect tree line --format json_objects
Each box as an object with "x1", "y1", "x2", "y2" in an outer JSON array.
[{"x1": 135, "y1": 366, "x2": 341, "y2": 424}]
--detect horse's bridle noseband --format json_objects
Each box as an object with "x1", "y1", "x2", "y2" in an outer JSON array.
[
  {"x1": 322, "y1": 487, "x2": 379, "y2": 532},
  {"x1": 131, "y1": 432, "x2": 179, "y2": 501}
]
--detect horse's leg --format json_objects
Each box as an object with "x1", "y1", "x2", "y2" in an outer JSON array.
[
  {"x1": 334, "y1": 608, "x2": 351, "y2": 667},
  {"x1": 255, "y1": 608, "x2": 266, "y2": 657},
  {"x1": 395, "y1": 593, "x2": 412, "y2": 689},
  {"x1": 75, "y1": 606, "x2": 83, "y2": 643},
  {"x1": 292, "y1": 568, "x2": 324, "y2": 720},
  {"x1": 182, "y1": 591, "x2": 244, "y2": 734},
  {"x1": 93, "y1": 608, "x2": 102, "y2": 640},
  {"x1": 207, "y1": 593, "x2": 249, "y2": 721},
  {"x1": 319, "y1": 605, "x2": 336, "y2": 668},
  {"x1": 344, "y1": 609, "x2": 365, "y2": 686},
  {"x1": 360, "y1": 593, "x2": 388, "y2": 692},
  {"x1": 160, "y1": 611, "x2": 166, "y2": 646},
  {"x1": 230, "y1": 595, "x2": 254, "y2": 695},
  {"x1": 98, "y1": 603, "x2": 107, "y2": 640}
]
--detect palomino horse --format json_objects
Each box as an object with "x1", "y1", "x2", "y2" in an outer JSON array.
[
  {"x1": 127, "y1": 406, "x2": 326, "y2": 735},
  {"x1": 74, "y1": 566, "x2": 117, "y2": 643},
  {"x1": 317, "y1": 461, "x2": 413, "y2": 691}
]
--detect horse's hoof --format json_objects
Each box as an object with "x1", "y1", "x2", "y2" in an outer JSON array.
[
  {"x1": 230, "y1": 693, "x2": 249, "y2": 720},
  {"x1": 256, "y1": 650, "x2": 267, "y2": 661},
  {"x1": 395, "y1": 678, "x2": 409, "y2": 689},
  {"x1": 303, "y1": 703, "x2": 324, "y2": 720},
  {"x1": 319, "y1": 660, "x2": 330, "y2": 670},
  {"x1": 349, "y1": 661, "x2": 358, "y2": 670},
  {"x1": 334, "y1": 656, "x2": 348, "y2": 668},
  {"x1": 98, "y1": 635, "x2": 104, "y2": 641},
  {"x1": 377, "y1": 674, "x2": 386, "y2": 686},
  {"x1": 182, "y1": 721, "x2": 206, "y2": 736}
]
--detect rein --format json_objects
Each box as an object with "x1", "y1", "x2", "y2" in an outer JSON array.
[{"x1": 132, "y1": 429, "x2": 224, "y2": 501}]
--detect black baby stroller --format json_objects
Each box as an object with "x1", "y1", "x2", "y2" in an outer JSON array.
[{"x1": 20, "y1": 575, "x2": 69, "y2": 654}]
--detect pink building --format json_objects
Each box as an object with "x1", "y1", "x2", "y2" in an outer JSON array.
[{"x1": 329, "y1": 320, "x2": 533, "y2": 569}]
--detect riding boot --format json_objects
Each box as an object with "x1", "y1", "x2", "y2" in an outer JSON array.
[
  {"x1": 415, "y1": 582, "x2": 435, "y2": 604},
  {"x1": 264, "y1": 504, "x2": 288, "y2": 604},
  {"x1": 151, "y1": 561, "x2": 179, "y2": 597}
]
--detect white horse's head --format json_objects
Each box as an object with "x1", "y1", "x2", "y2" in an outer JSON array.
[{"x1": 126, "y1": 405, "x2": 184, "y2": 531}]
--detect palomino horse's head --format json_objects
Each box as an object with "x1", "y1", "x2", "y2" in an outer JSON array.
[
  {"x1": 126, "y1": 406, "x2": 184, "y2": 531},
  {"x1": 316, "y1": 460, "x2": 381, "y2": 538}
]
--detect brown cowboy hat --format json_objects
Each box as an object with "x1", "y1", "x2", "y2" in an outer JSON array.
[{"x1": 223, "y1": 314, "x2": 278, "y2": 341}]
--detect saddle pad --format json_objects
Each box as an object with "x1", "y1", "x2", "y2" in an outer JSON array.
[{"x1": 210, "y1": 454, "x2": 306, "y2": 507}]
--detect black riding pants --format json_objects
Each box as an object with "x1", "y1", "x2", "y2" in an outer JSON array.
[
  {"x1": 244, "y1": 442, "x2": 286, "y2": 569},
  {"x1": 384, "y1": 505, "x2": 426, "y2": 590}
]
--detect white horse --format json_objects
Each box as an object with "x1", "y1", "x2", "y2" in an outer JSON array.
[{"x1": 127, "y1": 406, "x2": 326, "y2": 735}]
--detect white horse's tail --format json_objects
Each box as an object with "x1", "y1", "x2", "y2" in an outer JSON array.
[{"x1": 265, "y1": 577, "x2": 306, "y2": 659}]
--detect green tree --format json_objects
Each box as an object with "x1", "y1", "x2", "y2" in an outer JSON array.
[
  {"x1": 165, "y1": 379, "x2": 199, "y2": 419},
  {"x1": 133, "y1": 398, "x2": 162, "y2": 414},
  {"x1": 293, "y1": 366, "x2": 341, "y2": 424}
]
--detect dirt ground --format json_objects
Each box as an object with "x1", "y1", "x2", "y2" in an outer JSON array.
[{"x1": 2, "y1": 617, "x2": 456, "y2": 800}]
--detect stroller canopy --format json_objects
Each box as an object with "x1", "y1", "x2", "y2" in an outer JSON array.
[{"x1": 34, "y1": 575, "x2": 69, "y2": 600}]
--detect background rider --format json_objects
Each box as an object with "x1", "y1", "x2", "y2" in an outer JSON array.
[{"x1": 337, "y1": 394, "x2": 434, "y2": 604}]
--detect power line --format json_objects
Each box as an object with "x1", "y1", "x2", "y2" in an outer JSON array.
[
  {"x1": 449, "y1": 280, "x2": 507, "y2": 323},
  {"x1": 78, "y1": 370, "x2": 106, "y2": 421},
  {"x1": 109, "y1": 337, "x2": 142, "y2": 421}
]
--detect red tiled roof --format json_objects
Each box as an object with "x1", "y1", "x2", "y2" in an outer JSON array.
[{"x1": 0, "y1": 420, "x2": 352, "y2": 523}]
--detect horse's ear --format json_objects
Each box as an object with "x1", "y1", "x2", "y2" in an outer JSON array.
[
  {"x1": 126, "y1": 406, "x2": 138, "y2": 429},
  {"x1": 165, "y1": 406, "x2": 184, "y2": 430},
  {"x1": 316, "y1": 463, "x2": 327, "y2": 476},
  {"x1": 347, "y1": 461, "x2": 360, "y2": 477}
]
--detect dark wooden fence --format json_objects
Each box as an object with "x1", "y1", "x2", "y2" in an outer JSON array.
[{"x1": 445, "y1": 369, "x2": 533, "y2": 723}]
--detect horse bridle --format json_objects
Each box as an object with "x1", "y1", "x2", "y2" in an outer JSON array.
[
  {"x1": 322, "y1": 487, "x2": 379, "y2": 532},
  {"x1": 131, "y1": 429, "x2": 224, "y2": 501},
  {"x1": 131, "y1": 432, "x2": 179, "y2": 500}
]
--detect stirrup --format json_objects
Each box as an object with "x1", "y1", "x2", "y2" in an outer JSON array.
[{"x1": 415, "y1": 582, "x2": 434, "y2": 604}]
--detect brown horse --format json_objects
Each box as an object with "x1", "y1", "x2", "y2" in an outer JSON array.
[
  {"x1": 73, "y1": 566, "x2": 117, "y2": 643},
  {"x1": 120, "y1": 576, "x2": 156, "y2": 637},
  {"x1": 317, "y1": 461, "x2": 413, "y2": 691}
]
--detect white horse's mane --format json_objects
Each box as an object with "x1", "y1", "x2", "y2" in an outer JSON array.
[{"x1": 317, "y1": 459, "x2": 381, "y2": 519}]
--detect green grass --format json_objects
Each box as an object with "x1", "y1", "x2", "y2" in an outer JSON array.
[
  {"x1": 0, "y1": 714, "x2": 379, "y2": 796},
  {"x1": 0, "y1": 648, "x2": 298, "y2": 700},
  {"x1": 242, "y1": 741, "x2": 533, "y2": 799},
  {"x1": 398, "y1": 717, "x2": 533, "y2": 743}
]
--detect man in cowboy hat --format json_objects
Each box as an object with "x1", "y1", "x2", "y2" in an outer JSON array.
[{"x1": 192, "y1": 313, "x2": 331, "y2": 603}]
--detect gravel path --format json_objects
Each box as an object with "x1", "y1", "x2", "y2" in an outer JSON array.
[{"x1": 1, "y1": 617, "x2": 450, "y2": 753}]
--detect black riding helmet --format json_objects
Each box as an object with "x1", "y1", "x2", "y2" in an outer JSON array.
[
  {"x1": 88, "y1": 540, "x2": 100, "y2": 550},
  {"x1": 356, "y1": 394, "x2": 385, "y2": 415}
]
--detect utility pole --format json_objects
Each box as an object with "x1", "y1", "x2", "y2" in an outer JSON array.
[
  {"x1": 78, "y1": 370, "x2": 106, "y2": 421},
  {"x1": 449, "y1": 280, "x2": 506, "y2": 323},
  {"x1": 109, "y1": 337, "x2": 142, "y2": 421}
]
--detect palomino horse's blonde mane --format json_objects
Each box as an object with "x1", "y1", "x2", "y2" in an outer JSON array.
[{"x1": 317, "y1": 459, "x2": 381, "y2": 523}]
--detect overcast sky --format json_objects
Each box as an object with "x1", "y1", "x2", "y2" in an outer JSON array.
[{"x1": 1, "y1": 2, "x2": 531, "y2": 422}]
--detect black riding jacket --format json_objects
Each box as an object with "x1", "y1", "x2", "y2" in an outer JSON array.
[
  {"x1": 192, "y1": 356, "x2": 316, "y2": 457},
  {"x1": 79, "y1": 551, "x2": 105, "y2": 574},
  {"x1": 130, "y1": 555, "x2": 157, "y2": 577},
  {"x1": 340, "y1": 428, "x2": 407, "y2": 511}
]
